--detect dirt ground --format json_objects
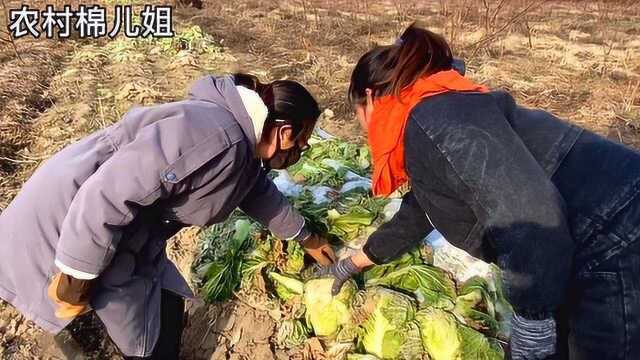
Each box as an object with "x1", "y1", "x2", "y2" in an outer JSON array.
[{"x1": 1, "y1": 0, "x2": 639, "y2": 359}]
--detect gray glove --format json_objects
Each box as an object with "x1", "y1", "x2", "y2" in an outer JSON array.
[
  {"x1": 510, "y1": 313, "x2": 557, "y2": 360},
  {"x1": 312, "y1": 257, "x2": 361, "y2": 296}
]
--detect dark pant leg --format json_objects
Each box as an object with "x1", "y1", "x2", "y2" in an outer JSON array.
[
  {"x1": 124, "y1": 289, "x2": 185, "y2": 360},
  {"x1": 565, "y1": 238, "x2": 640, "y2": 360}
]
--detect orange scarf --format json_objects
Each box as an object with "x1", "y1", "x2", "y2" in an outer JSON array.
[{"x1": 369, "y1": 70, "x2": 488, "y2": 196}]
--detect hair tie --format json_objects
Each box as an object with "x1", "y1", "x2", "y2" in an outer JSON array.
[{"x1": 394, "y1": 37, "x2": 404, "y2": 46}]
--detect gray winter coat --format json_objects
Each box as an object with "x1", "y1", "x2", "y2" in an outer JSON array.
[{"x1": 0, "y1": 75, "x2": 305, "y2": 357}]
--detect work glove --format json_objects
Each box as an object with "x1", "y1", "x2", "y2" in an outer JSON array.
[
  {"x1": 47, "y1": 273, "x2": 94, "y2": 319},
  {"x1": 510, "y1": 313, "x2": 557, "y2": 360},
  {"x1": 300, "y1": 233, "x2": 336, "y2": 266},
  {"x1": 313, "y1": 256, "x2": 361, "y2": 296}
]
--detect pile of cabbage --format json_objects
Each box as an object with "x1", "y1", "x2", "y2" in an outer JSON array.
[
  {"x1": 265, "y1": 247, "x2": 511, "y2": 359},
  {"x1": 196, "y1": 134, "x2": 512, "y2": 359}
]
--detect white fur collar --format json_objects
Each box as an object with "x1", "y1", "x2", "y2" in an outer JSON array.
[{"x1": 236, "y1": 85, "x2": 268, "y2": 143}]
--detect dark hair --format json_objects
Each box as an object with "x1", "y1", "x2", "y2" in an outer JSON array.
[
  {"x1": 348, "y1": 23, "x2": 453, "y2": 105},
  {"x1": 234, "y1": 73, "x2": 320, "y2": 141}
]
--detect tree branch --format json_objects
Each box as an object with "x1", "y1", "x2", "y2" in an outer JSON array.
[{"x1": 0, "y1": 0, "x2": 24, "y2": 63}]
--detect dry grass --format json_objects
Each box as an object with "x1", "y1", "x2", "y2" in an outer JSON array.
[
  {"x1": 0, "y1": 1, "x2": 639, "y2": 358},
  {"x1": 0, "y1": 41, "x2": 70, "y2": 209},
  {"x1": 10, "y1": 23, "x2": 237, "y2": 194},
  {"x1": 175, "y1": 0, "x2": 639, "y2": 146}
]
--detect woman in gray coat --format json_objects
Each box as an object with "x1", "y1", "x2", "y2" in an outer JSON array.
[{"x1": 0, "y1": 74, "x2": 335, "y2": 358}]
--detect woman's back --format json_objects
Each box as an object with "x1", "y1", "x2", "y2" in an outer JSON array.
[
  {"x1": 437, "y1": 90, "x2": 640, "y2": 270},
  {"x1": 492, "y1": 90, "x2": 640, "y2": 261}
]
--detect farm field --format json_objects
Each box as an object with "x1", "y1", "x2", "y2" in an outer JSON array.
[{"x1": 0, "y1": 1, "x2": 639, "y2": 359}]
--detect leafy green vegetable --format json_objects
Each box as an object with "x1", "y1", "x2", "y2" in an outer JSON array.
[
  {"x1": 194, "y1": 133, "x2": 512, "y2": 358},
  {"x1": 290, "y1": 189, "x2": 330, "y2": 234},
  {"x1": 357, "y1": 147, "x2": 371, "y2": 170},
  {"x1": 336, "y1": 190, "x2": 389, "y2": 218},
  {"x1": 359, "y1": 288, "x2": 420, "y2": 360},
  {"x1": 304, "y1": 138, "x2": 370, "y2": 174},
  {"x1": 346, "y1": 354, "x2": 381, "y2": 360},
  {"x1": 197, "y1": 212, "x2": 248, "y2": 261},
  {"x1": 400, "y1": 321, "x2": 426, "y2": 360},
  {"x1": 361, "y1": 250, "x2": 423, "y2": 283},
  {"x1": 269, "y1": 272, "x2": 304, "y2": 302},
  {"x1": 284, "y1": 240, "x2": 305, "y2": 274},
  {"x1": 458, "y1": 325, "x2": 504, "y2": 360},
  {"x1": 241, "y1": 236, "x2": 274, "y2": 285},
  {"x1": 366, "y1": 264, "x2": 456, "y2": 310},
  {"x1": 416, "y1": 308, "x2": 461, "y2": 360},
  {"x1": 456, "y1": 277, "x2": 494, "y2": 315},
  {"x1": 327, "y1": 207, "x2": 376, "y2": 242},
  {"x1": 276, "y1": 319, "x2": 311, "y2": 349},
  {"x1": 288, "y1": 160, "x2": 348, "y2": 187},
  {"x1": 287, "y1": 137, "x2": 371, "y2": 187},
  {"x1": 489, "y1": 264, "x2": 514, "y2": 337},
  {"x1": 200, "y1": 220, "x2": 253, "y2": 302},
  {"x1": 453, "y1": 274, "x2": 510, "y2": 336},
  {"x1": 304, "y1": 278, "x2": 357, "y2": 338}
]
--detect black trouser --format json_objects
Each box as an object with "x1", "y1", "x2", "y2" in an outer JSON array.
[
  {"x1": 124, "y1": 290, "x2": 185, "y2": 360},
  {"x1": 54, "y1": 290, "x2": 185, "y2": 359},
  {"x1": 553, "y1": 215, "x2": 640, "y2": 359}
]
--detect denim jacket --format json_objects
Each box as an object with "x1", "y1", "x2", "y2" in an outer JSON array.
[{"x1": 363, "y1": 90, "x2": 640, "y2": 319}]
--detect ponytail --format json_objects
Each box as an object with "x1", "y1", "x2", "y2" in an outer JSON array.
[
  {"x1": 233, "y1": 73, "x2": 320, "y2": 141},
  {"x1": 348, "y1": 23, "x2": 453, "y2": 105},
  {"x1": 233, "y1": 72, "x2": 274, "y2": 105}
]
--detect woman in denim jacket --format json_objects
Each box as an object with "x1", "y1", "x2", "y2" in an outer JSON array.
[{"x1": 319, "y1": 24, "x2": 640, "y2": 360}]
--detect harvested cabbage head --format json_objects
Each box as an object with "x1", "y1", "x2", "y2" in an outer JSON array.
[
  {"x1": 284, "y1": 240, "x2": 305, "y2": 274},
  {"x1": 269, "y1": 272, "x2": 303, "y2": 302},
  {"x1": 359, "y1": 288, "x2": 422, "y2": 360},
  {"x1": 454, "y1": 276, "x2": 502, "y2": 336},
  {"x1": 398, "y1": 321, "x2": 425, "y2": 360},
  {"x1": 327, "y1": 207, "x2": 375, "y2": 242},
  {"x1": 366, "y1": 264, "x2": 456, "y2": 310},
  {"x1": 416, "y1": 308, "x2": 461, "y2": 360},
  {"x1": 304, "y1": 278, "x2": 357, "y2": 338},
  {"x1": 276, "y1": 319, "x2": 310, "y2": 349},
  {"x1": 346, "y1": 354, "x2": 381, "y2": 360},
  {"x1": 458, "y1": 325, "x2": 504, "y2": 360}
]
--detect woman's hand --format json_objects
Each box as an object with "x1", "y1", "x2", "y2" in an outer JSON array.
[
  {"x1": 300, "y1": 233, "x2": 336, "y2": 266},
  {"x1": 47, "y1": 273, "x2": 94, "y2": 319},
  {"x1": 313, "y1": 249, "x2": 375, "y2": 295}
]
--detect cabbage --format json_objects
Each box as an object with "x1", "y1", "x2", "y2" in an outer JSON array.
[
  {"x1": 283, "y1": 240, "x2": 305, "y2": 274},
  {"x1": 303, "y1": 278, "x2": 357, "y2": 338},
  {"x1": 196, "y1": 134, "x2": 512, "y2": 359},
  {"x1": 454, "y1": 276, "x2": 504, "y2": 335},
  {"x1": 297, "y1": 137, "x2": 370, "y2": 175},
  {"x1": 288, "y1": 160, "x2": 348, "y2": 187},
  {"x1": 416, "y1": 308, "x2": 461, "y2": 360},
  {"x1": 359, "y1": 288, "x2": 422, "y2": 360},
  {"x1": 269, "y1": 272, "x2": 303, "y2": 302},
  {"x1": 241, "y1": 237, "x2": 274, "y2": 285},
  {"x1": 458, "y1": 325, "x2": 504, "y2": 360},
  {"x1": 399, "y1": 321, "x2": 425, "y2": 360},
  {"x1": 362, "y1": 251, "x2": 423, "y2": 283},
  {"x1": 366, "y1": 264, "x2": 456, "y2": 310},
  {"x1": 200, "y1": 219, "x2": 253, "y2": 302},
  {"x1": 276, "y1": 319, "x2": 310, "y2": 349},
  {"x1": 488, "y1": 264, "x2": 514, "y2": 337},
  {"x1": 327, "y1": 206, "x2": 376, "y2": 242},
  {"x1": 291, "y1": 189, "x2": 330, "y2": 234},
  {"x1": 346, "y1": 354, "x2": 381, "y2": 360}
]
